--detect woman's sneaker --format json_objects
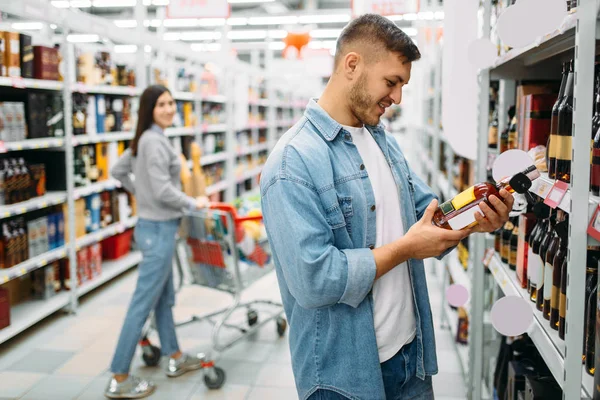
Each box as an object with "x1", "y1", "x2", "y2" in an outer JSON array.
[
  {"x1": 165, "y1": 353, "x2": 204, "y2": 377},
  {"x1": 104, "y1": 376, "x2": 156, "y2": 399}
]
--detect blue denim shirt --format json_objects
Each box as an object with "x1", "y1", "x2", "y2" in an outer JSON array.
[{"x1": 260, "y1": 99, "x2": 439, "y2": 400}]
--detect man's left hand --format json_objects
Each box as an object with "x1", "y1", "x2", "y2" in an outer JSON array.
[{"x1": 471, "y1": 189, "x2": 515, "y2": 233}]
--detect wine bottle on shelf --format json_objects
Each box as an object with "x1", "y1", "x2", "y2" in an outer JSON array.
[
  {"x1": 543, "y1": 210, "x2": 562, "y2": 320},
  {"x1": 509, "y1": 218, "x2": 519, "y2": 271},
  {"x1": 433, "y1": 166, "x2": 539, "y2": 231},
  {"x1": 550, "y1": 215, "x2": 568, "y2": 330},
  {"x1": 590, "y1": 65, "x2": 600, "y2": 195},
  {"x1": 501, "y1": 218, "x2": 514, "y2": 264},
  {"x1": 488, "y1": 108, "x2": 499, "y2": 150},
  {"x1": 558, "y1": 254, "x2": 568, "y2": 340},
  {"x1": 530, "y1": 208, "x2": 550, "y2": 303},
  {"x1": 547, "y1": 62, "x2": 568, "y2": 179},
  {"x1": 536, "y1": 210, "x2": 556, "y2": 312},
  {"x1": 556, "y1": 59, "x2": 574, "y2": 183},
  {"x1": 499, "y1": 106, "x2": 516, "y2": 154},
  {"x1": 525, "y1": 217, "x2": 542, "y2": 293},
  {"x1": 494, "y1": 228, "x2": 501, "y2": 254},
  {"x1": 585, "y1": 261, "x2": 599, "y2": 375},
  {"x1": 508, "y1": 113, "x2": 518, "y2": 150}
]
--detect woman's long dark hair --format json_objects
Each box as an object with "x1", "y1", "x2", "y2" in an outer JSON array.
[{"x1": 131, "y1": 84, "x2": 170, "y2": 156}]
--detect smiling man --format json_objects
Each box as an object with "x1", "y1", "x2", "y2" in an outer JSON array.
[{"x1": 260, "y1": 14, "x2": 513, "y2": 400}]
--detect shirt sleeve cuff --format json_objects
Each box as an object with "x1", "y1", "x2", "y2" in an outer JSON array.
[
  {"x1": 338, "y1": 248, "x2": 376, "y2": 308},
  {"x1": 187, "y1": 197, "x2": 197, "y2": 211}
]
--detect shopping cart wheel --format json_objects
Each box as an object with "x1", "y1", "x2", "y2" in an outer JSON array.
[
  {"x1": 142, "y1": 345, "x2": 162, "y2": 367},
  {"x1": 204, "y1": 367, "x2": 226, "y2": 389},
  {"x1": 247, "y1": 309, "x2": 258, "y2": 326},
  {"x1": 276, "y1": 317, "x2": 287, "y2": 337}
]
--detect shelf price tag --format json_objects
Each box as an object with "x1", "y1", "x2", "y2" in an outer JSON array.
[
  {"x1": 38, "y1": 259, "x2": 47, "y2": 267},
  {"x1": 19, "y1": 268, "x2": 27, "y2": 276},
  {"x1": 11, "y1": 77, "x2": 25, "y2": 89},
  {"x1": 544, "y1": 181, "x2": 569, "y2": 209},
  {"x1": 587, "y1": 204, "x2": 600, "y2": 242},
  {"x1": 2, "y1": 275, "x2": 7, "y2": 283},
  {"x1": 482, "y1": 248, "x2": 495, "y2": 267},
  {"x1": 0, "y1": 141, "x2": 6, "y2": 154}
]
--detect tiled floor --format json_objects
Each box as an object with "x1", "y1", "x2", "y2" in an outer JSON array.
[{"x1": 0, "y1": 260, "x2": 467, "y2": 399}]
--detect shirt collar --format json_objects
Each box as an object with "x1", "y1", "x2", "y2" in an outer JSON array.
[
  {"x1": 150, "y1": 123, "x2": 164, "y2": 134},
  {"x1": 304, "y1": 98, "x2": 387, "y2": 141}
]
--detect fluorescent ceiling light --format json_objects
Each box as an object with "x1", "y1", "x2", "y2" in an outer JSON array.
[
  {"x1": 403, "y1": 27, "x2": 418, "y2": 36},
  {"x1": 434, "y1": 11, "x2": 445, "y2": 20},
  {"x1": 67, "y1": 34, "x2": 100, "y2": 43},
  {"x1": 50, "y1": 24, "x2": 58, "y2": 29},
  {"x1": 145, "y1": 45, "x2": 152, "y2": 52},
  {"x1": 418, "y1": 11, "x2": 434, "y2": 20},
  {"x1": 402, "y1": 13, "x2": 418, "y2": 20},
  {"x1": 268, "y1": 30, "x2": 287, "y2": 39},
  {"x1": 114, "y1": 44, "x2": 138, "y2": 53},
  {"x1": 163, "y1": 32, "x2": 180, "y2": 40},
  {"x1": 198, "y1": 18, "x2": 226, "y2": 27},
  {"x1": 191, "y1": 43, "x2": 222, "y2": 52},
  {"x1": 228, "y1": 0, "x2": 274, "y2": 3},
  {"x1": 228, "y1": 30, "x2": 267, "y2": 40},
  {"x1": 269, "y1": 42, "x2": 285, "y2": 50},
  {"x1": 70, "y1": 0, "x2": 92, "y2": 6},
  {"x1": 310, "y1": 29, "x2": 342, "y2": 39},
  {"x1": 298, "y1": 14, "x2": 350, "y2": 24},
  {"x1": 248, "y1": 16, "x2": 298, "y2": 25},
  {"x1": 92, "y1": 0, "x2": 135, "y2": 6},
  {"x1": 180, "y1": 31, "x2": 222, "y2": 41},
  {"x1": 387, "y1": 15, "x2": 404, "y2": 21},
  {"x1": 164, "y1": 19, "x2": 199, "y2": 27},
  {"x1": 147, "y1": 19, "x2": 162, "y2": 27},
  {"x1": 11, "y1": 22, "x2": 44, "y2": 30},
  {"x1": 308, "y1": 40, "x2": 336, "y2": 50},
  {"x1": 114, "y1": 20, "x2": 137, "y2": 28},
  {"x1": 152, "y1": 0, "x2": 170, "y2": 5},
  {"x1": 51, "y1": 1, "x2": 71, "y2": 7},
  {"x1": 228, "y1": 18, "x2": 248, "y2": 26}
]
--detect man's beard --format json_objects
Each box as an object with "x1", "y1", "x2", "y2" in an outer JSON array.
[{"x1": 348, "y1": 72, "x2": 379, "y2": 126}]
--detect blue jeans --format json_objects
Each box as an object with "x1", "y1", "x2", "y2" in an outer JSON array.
[
  {"x1": 309, "y1": 339, "x2": 434, "y2": 400},
  {"x1": 110, "y1": 218, "x2": 181, "y2": 374}
]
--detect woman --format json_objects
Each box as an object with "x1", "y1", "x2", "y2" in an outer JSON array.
[{"x1": 105, "y1": 85, "x2": 207, "y2": 399}]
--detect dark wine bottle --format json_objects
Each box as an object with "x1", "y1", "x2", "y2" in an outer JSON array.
[
  {"x1": 536, "y1": 212, "x2": 555, "y2": 312},
  {"x1": 550, "y1": 216, "x2": 569, "y2": 330},
  {"x1": 556, "y1": 59, "x2": 574, "y2": 183},
  {"x1": 548, "y1": 62, "x2": 568, "y2": 179}
]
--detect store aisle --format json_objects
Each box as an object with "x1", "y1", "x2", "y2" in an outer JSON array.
[{"x1": 0, "y1": 264, "x2": 467, "y2": 400}]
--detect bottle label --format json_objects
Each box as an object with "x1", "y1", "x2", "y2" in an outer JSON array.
[
  {"x1": 559, "y1": 291, "x2": 567, "y2": 318},
  {"x1": 488, "y1": 127, "x2": 498, "y2": 144},
  {"x1": 551, "y1": 284, "x2": 560, "y2": 310},
  {"x1": 451, "y1": 187, "x2": 476, "y2": 210},
  {"x1": 510, "y1": 246, "x2": 518, "y2": 266},
  {"x1": 544, "y1": 262, "x2": 554, "y2": 300},
  {"x1": 439, "y1": 200, "x2": 455, "y2": 216},
  {"x1": 556, "y1": 136, "x2": 573, "y2": 160},
  {"x1": 529, "y1": 254, "x2": 544, "y2": 286},
  {"x1": 548, "y1": 134, "x2": 558, "y2": 158},
  {"x1": 448, "y1": 204, "x2": 482, "y2": 230}
]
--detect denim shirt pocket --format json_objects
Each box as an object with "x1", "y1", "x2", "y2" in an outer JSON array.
[
  {"x1": 338, "y1": 196, "x2": 353, "y2": 239},
  {"x1": 324, "y1": 196, "x2": 354, "y2": 246}
]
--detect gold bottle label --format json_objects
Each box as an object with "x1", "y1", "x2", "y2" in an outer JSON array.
[
  {"x1": 548, "y1": 134, "x2": 558, "y2": 158},
  {"x1": 560, "y1": 292, "x2": 567, "y2": 318},
  {"x1": 451, "y1": 187, "x2": 476, "y2": 210},
  {"x1": 557, "y1": 136, "x2": 573, "y2": 160},
  {"x1": 551, "y1": 285, "x2": 560, "y2": 309}
]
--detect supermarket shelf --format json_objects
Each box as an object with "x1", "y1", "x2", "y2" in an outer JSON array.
[
  {"x1": 236, "y1": 166, "x2": 263, "y2": 183},
  {"x1": 446, "y1": 251, "x2": 470, "y2": 292},
  {"x1": 171, "y1": 91, "x2": 199, "y2": 101},
  {"x1": 490, "y1": 11, "x2": 577, "y2": 77},
  {"x1": 206, "y1": 180, "x2": 229, "y2": 196},
  {"x1": 250, "y1": 99, "x2": 271, "y2": 107},
  {"x1": 437, "y1": 174, "x2": 451, "y2": 200},
  {"x1": 76, "y1": 217, "x2": 138, "y2": 250},
  {"x1": 0, "y1": 292, "x2": 70, "y2": 346},
  {"x1": 276, "y1": 120, "x2": 295, "y2": 128},
  {"x1": 165, "y1": 127, "x2": 197, "y2": 137},
  {"x1": 0, "y1": 77, "x2": 63, "y2": 91},
  {"x1": 0, "y1": 246, "x2": 68, "y2": 285},
  {"x1": 529, "y1": 172, "x2": 600, "y2": 213},
  {"x1": 203, "y1": 123, "x2": 227, "y2": 133},
  {"x1": 73, "y1": 179, "x2": 121, "y2": 199},
  {"x1": 202, "y1": 95, "x2": 227, "y2": 104},
  {"x1": 0, "y1": 137, "x2": 65, "y2": 152},
  {"x1": 0, "y1": 192, "x2": 67, "y2": 219},
  {"x1": 200, "y1": 152, "x2": 229, "y2": 166},
  {"x1": 237, "y1": 143, "x2": 270, "y2": 156},
  {"x1": 71, "y1": 83, "x2": 141, "y2": 96},
  {"x1": 442, "y1": 302, "x2": 469, "y2": 378},
  {"x1": 72, "y1": 132, "x2": 134, "y2": 146},
  {"x1": 78, "y1": 251, "x2": 142, "y2": 296},
  {"x1": 487, "y1": 252, "x2": 591, "y2": 396},
  {"x1": 247, "y1": 121, "x2": 269, "y2": 130}
]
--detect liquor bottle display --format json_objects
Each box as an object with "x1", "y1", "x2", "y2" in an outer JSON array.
[
  {"x1": 559, "y1": 254, "x2": 568, "y2": 340},
  {"x1": 508, "y1": 113, "x2": 518, "y2": 150},
  {"x1": 585, "y1": 260, "x2": 598, "y2": 375},
  {"x1": 555, "y1": 59, "x2": 574, "y2": 183},
  {"x1": 509, "y1": 218, "x2": 519, "y2": 270},
  {"x1": 433, "y1": 166, "x2": 539, "y2": 230},
  {"x1": 536, "y1": 210, "x2": 555, "y2": 312},
  {"x1": 542, "y1": 211, "x2": 562, "y2": 320},
  {"x1": 526, "y1": 217, "x2": 542, "y2": 293},
  {"x1": 488, "y1": 108, "x2": 499, "y2": 149},
  {"x1": 499, "y1": 106, "x2": 516, "y2": 154},
  {"x1": 590, "y1": 64, "x2": 600, "y2": 195},
  {"x1": 548, "y1": 62, "x2": 568, "y2": 179},
  {"x1": 501, "y1": 218, "x2": 514, "y2": 264},
  {"x1": 530, "y1": 210, "x2": 550, "y2": 303},
  {"x1": 550, "y1": 216, "x2": 569, "y2": 330}
]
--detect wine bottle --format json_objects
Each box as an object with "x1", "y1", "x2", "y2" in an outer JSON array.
[
  {"x1": 494, "y1": 228, "x2": 501, "y2": 253},
  {"x1": 530, "y1": 214, "x2": 550, "y2": 303},
  {"x1": 536, "y1": 211, "x2": 555, "y2": 312},
  {"x1": 501, "y1": 218, "x2": 514, "y2": 264},
  {"x1": 433, "y1": 167, "x2": 539, "y2": 231},
  {"x1": 559, "y1": 254, "x2": 568, "y2": 340},
  {"x1": 548, "y1": 62, "x2": 568, "y2": 179},
  {"x1": 556, "y1": 59, "x2": 574, "y2": 183},
  {"x1": 585, "y1": 263, "x2": 598, "y2": 375},
  {"x1": 499, "y1": 106, "x2": 516, "y2": 154},
  {"x1": 543, "y1": 211, "x2": 562, "y2": 320},
  {"x1": 508, "y1": 114, "x2": 518, "y2": 150},
  {"x1": 509, "y1": 219, "x2": 519, "y2": 271},
  {"x1": 550, "y1": 215, "x2": 569, "y2": 330},
  {"x1": 590, "y1": 65, "x2": 600, "y2": 195},
  {"x1": 488, "y1": 108, "x2": 499, "y2": 149},
  {"x1": 526, "y1": 218, "x2": 542, "y2": 293}
]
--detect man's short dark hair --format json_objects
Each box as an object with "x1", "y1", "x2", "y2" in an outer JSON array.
[{"x1": 334, "y1": 14, "x2": 421, "y2": 66}]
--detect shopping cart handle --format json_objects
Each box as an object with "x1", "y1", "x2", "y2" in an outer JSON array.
[{"x1": 208, "y1": 202, "x2": 263, "y2": 223}]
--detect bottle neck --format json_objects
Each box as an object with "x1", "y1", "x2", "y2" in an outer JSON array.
[{"x1": 564, "y1": 70, "x2": 575, "y2": 99}]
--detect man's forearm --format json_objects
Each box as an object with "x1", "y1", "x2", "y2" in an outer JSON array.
[{"x1": 371, "y1": 237, "x2": 415, "y2": 280}]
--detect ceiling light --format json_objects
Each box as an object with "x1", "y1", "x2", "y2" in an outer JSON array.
[
  {"x1": 114, "y1": 20, "x2": 137, "y2": 28},
  {"x1": 92, "y1": 0, "x2": 135, "y2": 6},
  {"x1": 269, "y1": 42, "x2": 286, "y2": 50},
  {"x1": 387, "y1": 15, "x2": 404, "y2": 21},
  {"x1": 164, "y1": 19, "x2": 199, "y2": 27},
  {"x1": 403, "y1": 27, "x2": 418, "y2": 37},
  {"x1": 114, "y1": 44, "x2": 138, "y2": 53},
  {"x1": 434, "y1": 11, "x2": 445, "y2": 20},
  {"x1": 228, "y1": 30, "x2": 267, "y2": 40},
  {"x1": 70, "y1": 0, "x2": 92, "y2": 6},
  {"x1": 228, "y1": 0, "x2": 274, "y2": 3},
  {"x1": 51, "y1": 1, "x2": 71, "y2": 7},
  {"x1": 11, "y1": 22, "x2": 44, "y2": 30},
  {"x1": 268, "y1": 30, "x2": 288, "y2": 39},
  {"x1": 67, "y1": 34, "x2": 100, "y2": 43},
  {"x1": 298, "y1": 14, "x2": 350, "y2": 24},
  {"x1": 180, "y1": 31, "x2": 222, "y2": 41},
  {"x1": 50, "y1": 24, "x2": 58, "y2": 29},
  {"x1": 228, "y1": 18, "x2": 248, "y2": 26},
  {"x1": 403, "y1": 13, "x2": 418, "y2": 20},
  {"x1": 248, "y1": 16, "x2": 298, "y2": 25},
  {"x1": 163, "y1": 32, "x2": 181, "y2": 41},
  {"x1": 418, "y1": 11, "x2": 434, "y2": 20},
  {"x1": 310, "y1": 29, "x2": 342, "y2": 39},
  {"x1": 191, "y1": 43, "x2": 222, "y2": 52},
  {"x1": 198, "y1": 18, "x2": 226, "y2": 27},
  {"x1": 145, "y1": 45, "x2": 152, "y2": 52},
  {"x1": 308, "y1": 40, "x2": 336, "y2": 50},
  {"x1": 147, "y1": 19, "x2": 162, "y2": 27},
  {"x1": 152, "y1": 0, "x2": 170, "y2": 5}
]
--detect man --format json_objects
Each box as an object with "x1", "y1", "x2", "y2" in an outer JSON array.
[{"x1": 260, "y1": 14, "x2": 513, "y2": 400}]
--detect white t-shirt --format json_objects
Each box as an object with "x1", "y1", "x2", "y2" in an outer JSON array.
[{"x1": 342, "y1": 125, "x2": 417, "y2": 363}]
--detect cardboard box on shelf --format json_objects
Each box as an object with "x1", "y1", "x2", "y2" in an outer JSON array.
[
  {"x1": 89, "y1": 243, "x2": 102, "y2": 278},
  {"x1": 33, "y1": 46, "x2": 59, "y2": 81},
  {"x1": 96, "y1": 143, "x2": 109, "y2": 182},
  {"x1": 19, "y1": 34, "x2": 33, "y2": 79},
  {"x1": 0, "y1": 286, "x2": 10, "y2": 330},
  {"x1": 3, "y1": 32, "x2": 20, "y2": 77},
  {"x1": 31, "y1": 265, "x2": 56, "y2": 300},
  {"x1": 521, "y1": 94, "x2": 557, "y2": 151},
  {"x1": 62, "y1": 200, "x2": 86, "y2": 242}
]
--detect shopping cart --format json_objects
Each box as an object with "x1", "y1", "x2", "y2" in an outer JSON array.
[{"x1": 137, "y1": 202, "x2": 287, "y2": 390}]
